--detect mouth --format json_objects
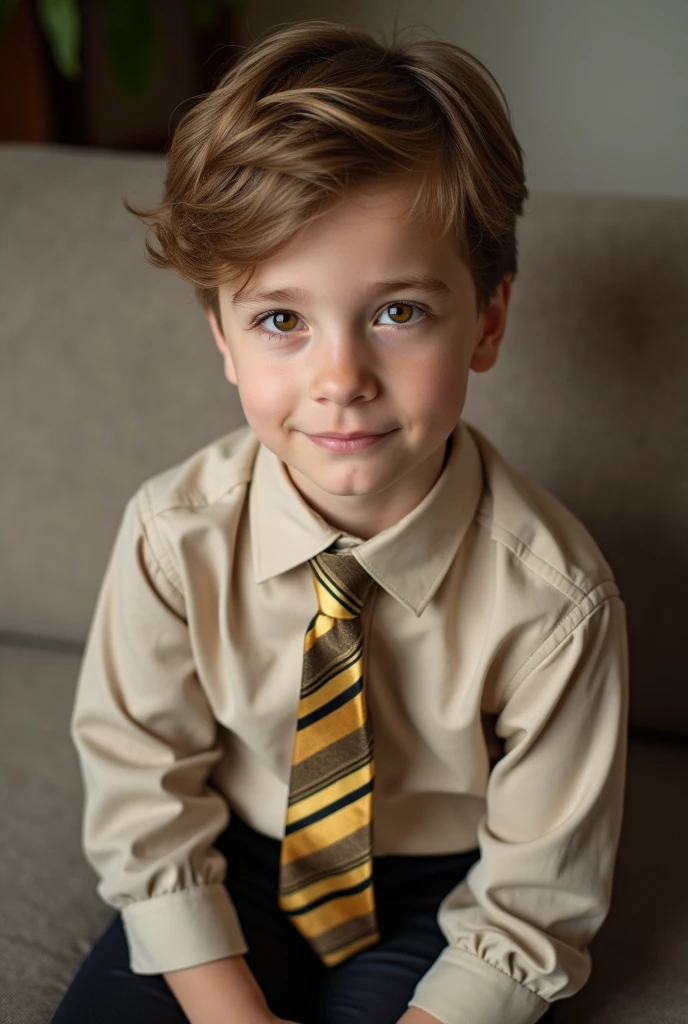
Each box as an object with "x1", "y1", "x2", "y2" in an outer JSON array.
[
  {"x1": 302, "y1": 430, "x2": 396, "y2": 452},
  {"x1": 309, "y1": 430, "x2": 393, "y2": 439}
]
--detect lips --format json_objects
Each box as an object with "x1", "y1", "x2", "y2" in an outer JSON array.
[
  {"x1": 303, "y1": 430, "x2": 395, "y2": 452},
  {"x1": 309, "y1": 431, "x2": 389, "y2": 439}
]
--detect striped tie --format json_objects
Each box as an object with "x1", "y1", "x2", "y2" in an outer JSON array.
[{"x1": 278, "y1": 547, "x2": 381, "y2": 966}]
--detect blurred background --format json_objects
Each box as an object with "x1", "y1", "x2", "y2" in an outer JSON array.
[{"x1": 0, "y1": 0, "x2": 686, "y2": 195}]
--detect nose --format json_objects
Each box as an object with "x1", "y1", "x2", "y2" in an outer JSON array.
[{"x1": 309, "y1": 333, "x2": 378, "y2": 405}]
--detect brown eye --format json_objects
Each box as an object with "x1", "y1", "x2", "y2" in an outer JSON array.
[
  {"x1": 271, "y1": 311, "x2": 299, "y2": 332},
  {"x1": 253, "y1": 309, "x2": 303, "y2": 337},
  {"x1": 385, "y1": 303, "x2": 414, "y2": 324}
]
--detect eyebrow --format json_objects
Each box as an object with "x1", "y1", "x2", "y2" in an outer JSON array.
[{"x1": 230, "y1": 275, "x2": 453, "y2": 309}]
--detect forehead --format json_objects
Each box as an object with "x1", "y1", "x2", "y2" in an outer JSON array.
[
  {"x1": 316, "y1": 172, "x2": 436, "y2": 232},
  {"x1": 226, "y1": 175, "x2": 466, "y2": 308}
]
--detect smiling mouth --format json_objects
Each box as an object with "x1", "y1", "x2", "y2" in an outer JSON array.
[
  {"x1": 302, "y1": 431, "x2": 396, "y2": 452},
  {"x1": 313, "y1": 433, "x2": 386, "y2": 440},
  {"x1": 305, "y1": 428, "x2": 396, "y2": 439}
]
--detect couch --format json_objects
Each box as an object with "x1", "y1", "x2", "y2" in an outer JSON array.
[{"x1": 1, "y1": 143, "x2": 687, "y2": 1023}]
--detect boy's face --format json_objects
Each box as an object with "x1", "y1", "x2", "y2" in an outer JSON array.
[{"x1": 206, "y1": 174, "x2": 511, "y2": 539}]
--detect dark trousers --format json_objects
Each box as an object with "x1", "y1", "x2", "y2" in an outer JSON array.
[{"x1": 50, "y1": 811, "x2": 558, "y2": 1023}]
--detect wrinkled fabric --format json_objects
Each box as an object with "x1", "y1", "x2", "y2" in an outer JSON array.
[{"x1": 70, "y1": 418, "x2": 629, "y2": 1024}]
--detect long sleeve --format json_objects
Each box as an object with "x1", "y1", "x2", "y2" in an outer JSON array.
[
  {"x1": 70, "y1": 490, "x2": 249, "y2": 974},
  {"x1": 407, "y1": 589, "x2": 630, "y2": 1024}
]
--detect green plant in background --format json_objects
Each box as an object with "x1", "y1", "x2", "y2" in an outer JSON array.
[{"x1": 0, "y1": 0, "x2": 248, "y2": 98}]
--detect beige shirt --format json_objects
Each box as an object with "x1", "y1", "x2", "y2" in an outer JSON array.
[{"x1": 70, "y1": 418, "x2": 629, "y2": 1024}]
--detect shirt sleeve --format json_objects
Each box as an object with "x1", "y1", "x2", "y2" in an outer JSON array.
[
  {"x1": 407, "y1": 589, "x2": 630, "y2": 1024},
  {"x1": 70, "y1": 489, "x2": 249, "y2": 974}
]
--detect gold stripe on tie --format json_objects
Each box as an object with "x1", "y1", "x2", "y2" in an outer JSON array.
[{"x1": 278, "y1": 547, "x2": 380, "y2": 967}]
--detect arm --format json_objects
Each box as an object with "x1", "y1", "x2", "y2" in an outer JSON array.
[
  {"x1": 163, "y1": 955, "x2": 275, "y2": 1024},
  {"x1": 70, "y1": 491, "x2": 252, "y2": 979},
  {"x1": 404, "y1": 591, "x2": 629, "y2": 1024}
]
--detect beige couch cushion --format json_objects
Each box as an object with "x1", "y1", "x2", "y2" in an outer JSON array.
[{"x1": 0, "y1": 143, "x2": 685, "y2": 728}]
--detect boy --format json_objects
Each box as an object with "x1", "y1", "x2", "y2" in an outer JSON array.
[{"x1": 52, "y1": 18, "x2": 629, "y2": 1024}]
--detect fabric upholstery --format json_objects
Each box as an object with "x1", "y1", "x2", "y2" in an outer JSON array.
[
  {"x1": 1, "y1": 145, "x2": 686, "y2": 732},
  {"x1": 1, "y1": 143, "x2": 687, "y2": 1022}
]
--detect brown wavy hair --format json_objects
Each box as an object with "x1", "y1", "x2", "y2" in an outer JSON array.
[{"x1": 124, "y1": 18, "x2": 528, "y2": 333}]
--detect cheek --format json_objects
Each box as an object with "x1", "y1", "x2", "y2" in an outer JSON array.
[
  {"x1": 395, "y1": 349, "x2": 468, "y2": 410},
  {"x1": 235, "y1": 365, "x2": 295, "y2": 422}
]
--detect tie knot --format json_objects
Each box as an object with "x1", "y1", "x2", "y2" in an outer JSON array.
[{"x1": 308, "y1": 549, "x2": 376, "y2": 619}]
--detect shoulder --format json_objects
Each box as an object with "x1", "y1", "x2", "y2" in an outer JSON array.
[
  {"x1": 133, "y1": 424, "x2": 260, "y2": 524},
  {"x1": 121, "y1": 425, "x2": 260, "y2": 595},
  {"x1": 466, "y1": 423, "x2": 619, "y2": 608}
]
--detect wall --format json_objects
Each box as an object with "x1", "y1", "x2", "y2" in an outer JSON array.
[{"x1": 235, "y1": 0, "x2": 688, "y2": 198}]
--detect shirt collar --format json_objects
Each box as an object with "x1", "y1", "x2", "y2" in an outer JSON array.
[{"x1": 249, "y1": 419, "x2": 484, "y2": 617}]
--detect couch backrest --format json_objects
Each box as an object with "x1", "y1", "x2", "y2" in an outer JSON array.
[{"x1": 1, "y1": 144, "x2": 686, "y2": 735}]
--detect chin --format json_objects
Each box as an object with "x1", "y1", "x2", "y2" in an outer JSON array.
[{"x1": 317, "y1": 472, "x2": 388, "y2": 497}]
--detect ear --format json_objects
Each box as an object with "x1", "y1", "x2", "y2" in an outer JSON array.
[
  {"x1": 205, "y1": 307, "x2": 238, "y2": 386},
  {"x1": 470, "y1": 274, "x2": 512, "y2": 374}
]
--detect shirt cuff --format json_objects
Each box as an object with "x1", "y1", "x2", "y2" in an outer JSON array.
[
  {"x1": 407, "y1": 946, "x2": 552, "y2": 1024},
  {"x1": 120, "y1": 882, "x2": 249, "y2": 974}
]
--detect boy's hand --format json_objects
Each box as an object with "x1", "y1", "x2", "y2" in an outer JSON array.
[
  {"x1": 266, "y1": 1000, "x2": 441, "y2": 1022},
  {"x1": 396, "y1": 1009, "x2": 445, "y2": 1023},
  {"x1": 267, "y1": 1005, "x2": 442, "y2": 1023}
]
